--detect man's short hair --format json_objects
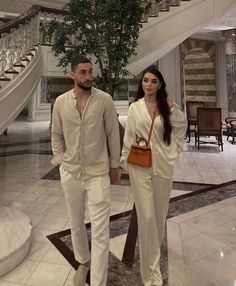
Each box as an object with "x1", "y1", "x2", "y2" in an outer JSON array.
[{"x1": 71, "y1": 57, "x2": 92, "y2": 72}]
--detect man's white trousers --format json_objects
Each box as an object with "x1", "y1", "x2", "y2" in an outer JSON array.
[{"x1": 60, "y1": 166, "x2": 110, "y2": 286}]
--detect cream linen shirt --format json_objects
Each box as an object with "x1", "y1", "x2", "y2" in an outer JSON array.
[
  {"x1": 51, "y1": 87, "x2": 120, "y2": 180},
  {"x1": 120, "y1": 98, "x2": 187, "y2": 178}
]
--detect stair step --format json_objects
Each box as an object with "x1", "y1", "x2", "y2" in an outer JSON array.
[{"x1": 0, "y1": 207, "x2": 32, "y2": 277}]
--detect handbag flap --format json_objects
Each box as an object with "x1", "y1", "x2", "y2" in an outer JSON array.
[{"x1": 131, "y1": 144, "x2": 150, "y2": 150}]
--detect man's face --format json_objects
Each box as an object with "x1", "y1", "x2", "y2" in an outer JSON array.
[{"x1": 71, "y1": 63, "x2": 93, "y2": 91}]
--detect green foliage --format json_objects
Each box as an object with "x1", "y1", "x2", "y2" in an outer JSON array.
[{"x1": 42, "y1": 0, "x2": 145, "y2": 96}]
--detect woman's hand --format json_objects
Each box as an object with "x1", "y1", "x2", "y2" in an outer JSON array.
[{"x1": 167, "y1": 97, "x2": 174, "y2": 109}]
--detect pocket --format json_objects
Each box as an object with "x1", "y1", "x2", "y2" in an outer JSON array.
[{"x1": 88, "y1": 175, "x2": 110, "y2": 205}]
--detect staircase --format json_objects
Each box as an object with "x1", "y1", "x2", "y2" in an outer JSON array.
[
  {"x1": 0, "y1": 0, "x2": 236, "y2": 134},
  {"x1": 128, "y1": 0, "x2": 236, "y2": 74},
  {"x1": 0, "y1": 6, "x2": 65, "y2": 135}
]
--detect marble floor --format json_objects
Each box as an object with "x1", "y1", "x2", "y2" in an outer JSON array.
[{"x1": 0, "y1": 116, "x2": 236, "y2": 286}]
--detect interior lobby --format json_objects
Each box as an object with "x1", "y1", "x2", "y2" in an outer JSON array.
[{"x1": 1, "y1": 1, "x2": 236, "y2": 286}]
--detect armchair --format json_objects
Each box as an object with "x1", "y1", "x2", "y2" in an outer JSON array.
[
  {"x1": 186, "y1": 101, "x2": 205, "y2": 142},
  {"x1": 195, "y1": 107, "x2": 223, "y2": 151},
  {"x1": 225, "y1": 117, "x2": 236, "y2": 144}
]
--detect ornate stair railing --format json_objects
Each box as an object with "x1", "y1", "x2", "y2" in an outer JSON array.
[
  {"x1": 0, "y1": 5, "x2": 66, "y2": 86},
  {"x1": 0, "y1": 0, "x2": 196, "y2": 136},
  {"x1": 0, "y1": 1, "x2": 192, "y2": 89},
  {"x1": 0, "y1": 5, "x2": 66, "y2": 134}
]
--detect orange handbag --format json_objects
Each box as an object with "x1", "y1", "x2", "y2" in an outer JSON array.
[{"x1": 128, "y1": 109, "x2": 156, "y2": 167}]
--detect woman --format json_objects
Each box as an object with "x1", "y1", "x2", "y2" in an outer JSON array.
[{"x1": 120, "y1": 66, "x2": 187, "y2": 286}]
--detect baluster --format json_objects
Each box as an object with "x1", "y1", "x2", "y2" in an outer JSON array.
[
  {"x1": 40, "y1": 12, "x2": 51, "y2": 44},
  {"x1": 149, "y1": 0, "x2": 159, "y2": 17},
  {"x1": 140, "y1": 0, "x2": 150, "y2": 23},
  {"x1": 0, "y1": 35, "x2": 10, "y2": 81},
  {"x1": 34, "y1": 14, "x2": 41, "y2": 46},
  {"x1": 20, "y1": 25, "x2": 30, "y2": 63},
  {"x1": 5, "y1": 29, "x2": 19, "y2": 74},
  {"x1": 170, "y1": 0, "x2": 180, "y2": 6},
  {"x1": 14, "y1": 25, "x2": 25, "y2": 68},
  {"x1": 159, "y1": 0, "x2": 170, "y2": 12},
  {"x1": 29, "y1": 18, "x2": 37, "y2": 52},
  {"x1": 25, "y1": 22, "x2": 34, "y2": 57}
]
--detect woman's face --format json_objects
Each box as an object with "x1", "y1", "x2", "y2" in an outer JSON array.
[{"x1": 142, "y1": 72, "x2": 161, "y2": 96}]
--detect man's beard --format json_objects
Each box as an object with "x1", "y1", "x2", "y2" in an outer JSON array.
[{"x1": 75, "y1": 80, "x2": 92, "y2": 91}]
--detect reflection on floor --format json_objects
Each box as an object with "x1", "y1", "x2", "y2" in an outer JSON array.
[{"x1": 0, "y1": 117, "x2": 236, "y2": 286}]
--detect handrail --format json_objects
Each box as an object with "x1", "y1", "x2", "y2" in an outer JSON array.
[
  {"x1": 0, "y1": 5, "x2": 67, "y2": 36},
  {"x1": 0, "y1": 17, "x2": 14, "y2": 24},
  {"x1": 0, "y1": 1, "x2": 185, "y2": 36}
]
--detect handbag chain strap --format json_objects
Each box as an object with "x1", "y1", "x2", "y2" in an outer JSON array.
[{"x1": 147, "y1": 109, "x2": 157, "y2": 146}]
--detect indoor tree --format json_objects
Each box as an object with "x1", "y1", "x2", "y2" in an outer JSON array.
[{"x1": 42, "y1": 0, "x2": 147, "y2": 96}]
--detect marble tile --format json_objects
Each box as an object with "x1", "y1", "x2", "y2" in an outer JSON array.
[
  {"x1": 199, "y1": 171, "x2": 219, "y2": 178},
  {"x1": 210, "y1": 243, "x2": 236, "y2": 271},
  {"x1": 202, "y1": 177, "x2": 223, "y2": 185},
  {"x1": 184, "y1": 266, "x2": 219, "y2": 286},
  {"x1": 204, "y1": 225, "x2": 236, "y2": 245},
  {"x1": 23, "y1": 186, "x2": 47, "y2": 196},
  {"x1": 0, "y1": 260, "x2": 38, "y2": 284},
  {"x1": 125, "y1": 201, "x2": 134, "y2": 211},
  {"x1": 0, "y1": 282, "x2": 26, "y2": 286},
  {"x1": 109, "y1": 234, "x2": 127, "y2": 261},
  {"x1": 184, "y1": 216, "x2": 219, "y2": 232},
  {"x1": 37, "y1": 215, "x2": 68, "y2": 231},
  {"x1": 111, "y1": 201, "x2": 126, "y2": 212},
  {"x1": 41, "y1": 245, "x2": 71, "y2": 265},
  {"x1": 170, "y1": 190, "x2": 192, "y2": 198},
  {"x1": 223, "y1": 219, "x2": 236, "y2": 231},
  {"x1": 31, "y1": 228, "x2": 54, "y2": 243},
  {"x1": 189, "y1": 256, "x2": 236, "y2": 285},
  {"x1": 183, "y1": 176, "x2": 204, "y2": 184},
  {"x1": 10, "y1": 201, "x2": 31, "y2": 212},
  {"x1": 182, "y1": 233, "x2": 226, "y2": 264},
  {"x1": 35, "y1": 195, "x2": 61, "y2": 205},
  {"x1": 218, "y1": 205, "x2": 236, "y2": 219},
  {"x1": 26, "y1": 242, "x2": 50, "y2": 262},
  {"x1": 200, "y1": 210, "x2": 234, "y2": 226},
  {"x1": 24, "y1": 203, "x2": 50, "y2": 216},
  {"x1": 171, "y1": 207, "x2": 219, "y2": 223},
  {"x1": 25, "y1": 262, "x2": 71, "y2": 286},
  {"x1": 0, "y1": 192, "x2": 20, "y2": 201},
  {"x1": 13, "y1": 193, "x2": 41, "y2": 203},
  {"x1": 179, "y1": 223, "x2": 200, "y2": 240}
]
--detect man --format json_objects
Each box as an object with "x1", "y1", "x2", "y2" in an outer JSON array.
[{"x1": 51, "y1": 57, "x2": 120, "y2": 286}]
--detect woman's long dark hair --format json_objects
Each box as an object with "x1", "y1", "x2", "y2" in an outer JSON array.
[{"x1": 135, "y1": 65, "x2": 172, "y2": 145}]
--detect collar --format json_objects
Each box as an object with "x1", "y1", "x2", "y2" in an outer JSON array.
[{"x1": 71, "y1": 87, "x2": 93, "y2": 99}]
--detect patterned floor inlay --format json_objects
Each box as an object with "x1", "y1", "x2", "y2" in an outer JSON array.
[{"x1": 47, "y1": 180, "x2": 236, "y2": 286}]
